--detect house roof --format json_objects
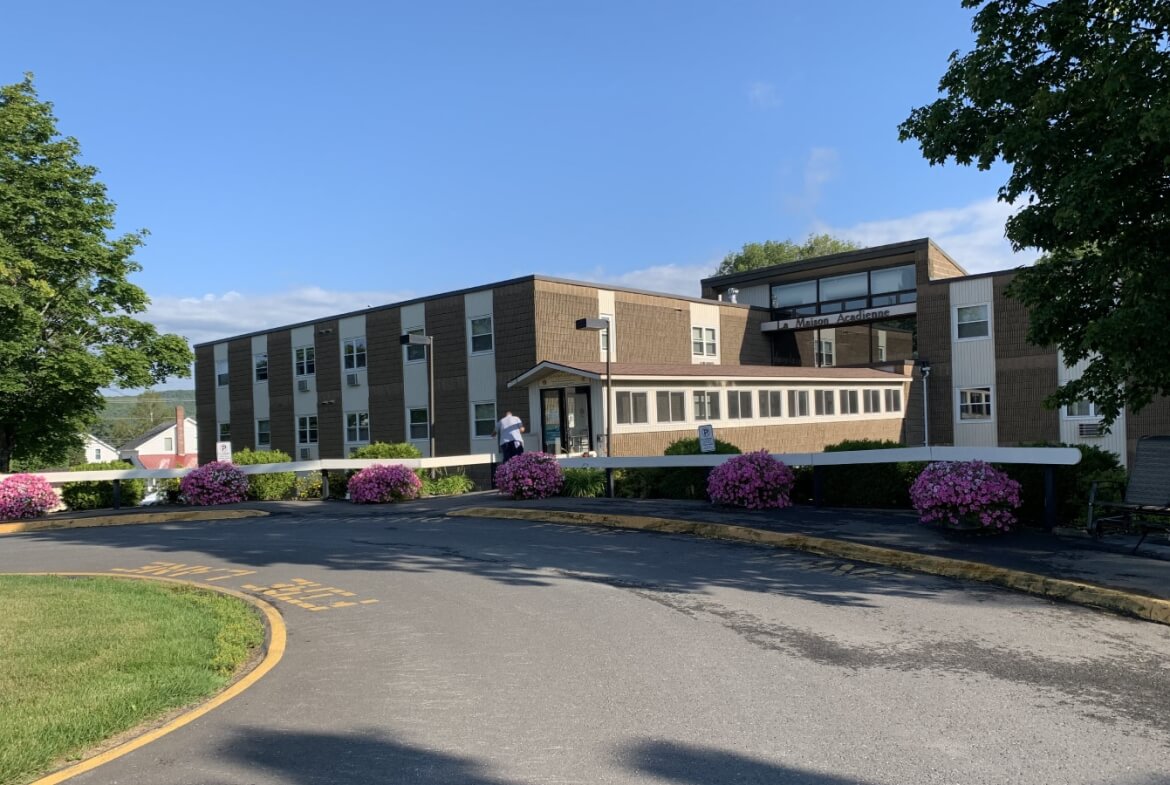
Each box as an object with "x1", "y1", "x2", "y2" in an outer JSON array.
[
  {"x1": 118, "y1": 418, "x2": 197, "y2": 452},
  {"x1": 84, "y1": 434, "x2": 118, "y2": 453},
  {"x1": 507, "y1": 361, "x2": 909, "y2": 388}
]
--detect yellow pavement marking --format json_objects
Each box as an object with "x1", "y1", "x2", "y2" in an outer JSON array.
[
  {"x1": 0, "y1": 508, "x2": 268, "y2": 535},
  {"x1": 451, "y1": 505, "x2": 1170, "y2": 626},
  {"x1": 112, "y1": 561, "x2": 257, "y2": 581},
  {"x1": 16, "y1": 572, "x2": 286, "y2": 785},
  {"x1": 239, "y1": 578, "x2": 377, "y2": 612}
]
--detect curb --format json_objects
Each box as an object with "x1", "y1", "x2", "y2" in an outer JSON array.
[
  {"x1": 451, "y1": 506, "x2": 1170, "y2": 626},
  {"x1": 20, "y1": 572, "x2": 286, "y2": 785},
  {"x1": 0, "y1": 508, "x2": 269, "y2": 535}
]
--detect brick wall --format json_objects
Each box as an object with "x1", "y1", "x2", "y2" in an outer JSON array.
[
  {"x1": 494, "y1": 282, "x2": 537, "y2": 416},
  {"x1": 267, "y1": 330, "x2": 295, "y2": 457},
  {"x1": 228, "y1": 339, "x2": 255, "y2": 452},
  {"x1": 367, "y1": 308, "x2": 405, "y2": 444},
  {"x1": 992, "y1": 275, "x2": 1060, "y2": 445},
  {"x1": 916, "y1": 282, "x2": 953, "y2": 444},
  {"x1": 194, "y1": 344, "x2": 216, "y2": 464},
  {"x1": 427, "y1": 295, "x2": 469, "y2": 455}
]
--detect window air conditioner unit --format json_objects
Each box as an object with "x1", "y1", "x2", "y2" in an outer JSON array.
[
  {"x1": 299, "y1": 447, "x2": 311, "y2": 460},
  {"x1": 1078, "y1": 422, "x2": 1103, "y2": 438},
  {"x1": 346, "y1": 373, "x2": 360, "y2": 387},
  {"x1": 297, "y1": 379, "x2": 310, "y2": 393}
]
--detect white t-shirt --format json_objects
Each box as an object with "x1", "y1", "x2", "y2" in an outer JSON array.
[{"x1": 497, "y1": 414, "x2": 523, "y2": 446}]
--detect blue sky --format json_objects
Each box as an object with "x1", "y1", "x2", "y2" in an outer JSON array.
[{"x1": 4, "y1": 1, "x2": 1032, "y2": 364}]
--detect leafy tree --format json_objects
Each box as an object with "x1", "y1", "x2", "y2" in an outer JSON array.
[
  {"x1": 0, "y1": 76, "x2": 192, "y2": 471},
  {"x1": 714, "y1": 234, "x2": 860, "y2": 276},
  {"x1": 898, "y1": 0, "x2": 1170, "y2": 424}
]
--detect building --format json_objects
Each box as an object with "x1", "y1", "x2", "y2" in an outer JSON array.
[
  {"x1": 82, "y1": 434, "x2": 118, "y2": 464},
  {"x1": 118, "y1": 407, "x2": 199, "y2": 470},
  {"x1": 194, "y1": 238, "x2": 1165, "y2": 468}
]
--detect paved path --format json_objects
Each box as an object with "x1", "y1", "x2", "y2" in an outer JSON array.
[{"x1": 5, "y1": 501, "x2": 1169, "y2": 785}]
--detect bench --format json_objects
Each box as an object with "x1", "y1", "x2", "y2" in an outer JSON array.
[{"x1": 1087, "y1": 435, "x2": 1170, "y2": 552}]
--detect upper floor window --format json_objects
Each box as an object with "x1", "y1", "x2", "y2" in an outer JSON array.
[
  {"x1": 656, "y1": 391, "x2": 686, "y2": 423},
  {"x1": 472, "y1": 401, "x2": 496, "y2": 437},
  {"x1": 218, "y1": 422, "x2": 231, "y2": 441},
  {"x1": 295, "y1": 346, "x2": 316, "y2": 376},
  {"x1": 216, "y1": 360, "x2": 229, "y2": 387},
  {"x1": 728, "y1": 390, "x2": 753, "y2": 419},
  {"x1": 256, "y1": 419, "x2": 271, "y2": 447},
  {"x1": 470, "y1": 316, "x2": 493, "y2": 353},
  {"x1": 346, "y1": 411, "x2": 370, "y2": 443},
  {"x1": 956, "y1": 304, "x2": 990, "y2": 340},
  {"x1": 404, "y1": 327, "x2": 427, "y2": 362},
  {"x1": 772, "y1": 264, "x2": 916, "y2": 317},
  {"x1": 692, "y1": 327, "x2": 717, "y2": 357},
  {"x1": 254, "y1": 353, "x2": 268, "y2": 383},
  {"x1": 344, "y1": 337, "x2": 367, "y2": 370},
  {"x1": 693, "y1": 391, "x2": 721, "y2": 420},
  {"x1": 959, "y1": 387, "x2": 993, "y2": 420},
  {"x1": 297, "y1": 415, "x2": 319, "y2": 444},
  {"x1": 616, "y1": 392, "x2": 648, "y2": 424}
]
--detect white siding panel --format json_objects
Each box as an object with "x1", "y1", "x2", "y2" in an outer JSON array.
[
  {"x1": 291, "y1": 325, "x2": 316, "y2": 418},
  {"x1": 339, "y1": 315, "x2": 369, "y2": 415},
  {"x1": 213, "y1": 342, "x2": 230, "y2": 425},
  {"x1": 251, "y1": 335, "x2": 269, "y2": 420},
  {"x1": 598, "y1": 290, "x2": 616, "y2": 362},
  {"x1": 465, "y1": 290, "x2": 497, "y2": 456},
  {"x1": 689, "y1": 302, "x2": 721, "y2": 364}
]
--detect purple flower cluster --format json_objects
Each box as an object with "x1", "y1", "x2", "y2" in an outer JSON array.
[
  {"x1": 909, "y1": 460, "x2": 1023, "y2": 531},
  {"x1": 348, "y1": 464, "x2": 423, "y2": 504},
  {"x1": 706, "y1": 451, "x2": 796, "y2": 509},
  {"x1": 495, "y1": 452, "x2": 564, "y2": 500},
  {"x1": 0, "y1": 474, "x2": 58, "y2": 520},
  {"x1": 180, "y1": 461, "x2": 250, "y2": 506}
]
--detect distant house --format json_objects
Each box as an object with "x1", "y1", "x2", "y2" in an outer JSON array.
[
  {"x1": 82, "y1": 435, "x2": 118, "y2": 464},
  {"x1": 118, "y1": 407, "x2": 199, "y2": 470}
]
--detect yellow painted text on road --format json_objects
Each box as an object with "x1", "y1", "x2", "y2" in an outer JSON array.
[
  {"x1": 112, "y1": 562, "x2": 257, "y2": 581},
  {"x1": 240, "y1": 578, "x2": 379, "y2": 612}
]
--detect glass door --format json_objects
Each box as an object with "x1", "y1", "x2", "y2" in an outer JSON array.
[
  {"x1": 540, "y1": 389, "x2": 562, "y2": 454},
  {"x1": 540, "y1": 387, "x2": 594, "y2": 454}
]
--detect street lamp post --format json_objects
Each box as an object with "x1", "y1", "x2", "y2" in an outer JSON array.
[
  {"x1": 920, "y1": 360, "x2": 931, "y2": 448},
  {"x1": 400, "y1": 333, "x2": 436, "y2": 461},
  {"x1": 575, "y1": 316, "x2": 613, "y2": 497}
]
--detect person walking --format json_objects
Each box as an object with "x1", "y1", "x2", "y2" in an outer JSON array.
[{"x1": 493, "y1": 410, "x2": 526, "y2": 464}]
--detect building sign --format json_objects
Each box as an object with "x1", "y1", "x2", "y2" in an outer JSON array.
[{"x1": 761, "y1": 302, "x2": 916, "y2": 333}]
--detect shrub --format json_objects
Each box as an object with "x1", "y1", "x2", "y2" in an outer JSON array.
[
  {"x1": 495, "y1": 452, "x2": 564, "y2": 499},
  {"x1": 61, "y1": 461, "x2": 145, "y2": 511},
  {"x1": 562, "y1": 468, "x2": 607, "y2": 498},
  {"x1": 295, "y1": 472, "x2": 323, "y2": 500},
  {"x1": 180, "y1": 461, "x2": 250, "y2": 506},
  {"x1": 819, "y1": 439, "x2": 924, "y2": 508},
  {"x1": 0, "y1": 474, "x2": 58, "y2": 520},
  {"x1": 997, "y1": 443, "x2": 1127, "y2": 527},
  {"x1": 423, "y1": 473, "x2": 475, "y2": 497},
  {"x1": 707, "y1": 451, "x2": 796, "y2": 509},
  {"x1": 349, "y1": 464, "x2": 423, "y2": 503},
  {"x1": 325, "y1": 471, "x2": 350, "y2": 500},
  {"x1": 350, "y1": 442, "x2": 422, "y2": 460},
  {"x1": 910, "y1": 460, "x2": 1023, "y2": 531},
  {"x1": 231, "y1": 448, "x2": 297, "y2": 500},
  {"x1": 654, "y1": 437, "x2": 742, "y2": 500},
  {"x1": 614, "y1": 468, "x2": 657, "y2": 498},
  {"x1": 159, "y1": 477, "x2": 182, "y2": 504}
]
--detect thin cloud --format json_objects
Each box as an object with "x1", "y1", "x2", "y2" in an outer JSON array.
[
  {"x1": 748, "y1": 81, "x2": 780, "y2": 108},
  {"x1": 785, "y1": 147, "x2": 841, "y2": 214},
  {"x1": 818, "y1": 197, "x2": 1038, "y2": 273}
]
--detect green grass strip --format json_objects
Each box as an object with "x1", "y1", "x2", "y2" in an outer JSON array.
[{"x1": 0, "y1": 575, "x2": 264, "y2": 785}]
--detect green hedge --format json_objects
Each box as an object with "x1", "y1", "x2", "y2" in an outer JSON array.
[
  {"x1": 819, "y1": 439, "x2": 924, "y2": 508},
  {"x1": 997, "y1": 442, "x2": 1126, "y2": 527},
  {"x1": 231, "y1": 448, "x2": 297, "y2": 500},
  {"x1": 615, "y1": 437, "x2": 741, "y2": 499},
  {"x1": 61, "y1": 461, "x2": 145, "y2": 510}
]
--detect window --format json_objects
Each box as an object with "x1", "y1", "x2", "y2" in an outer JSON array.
[
  {"x1": 693, "y1": 391, "x2": 721, "y2": 420},
  {"x1": 473, "y1": 402, "x2": 496, "y2": 437},
  {"x1": 94, "y1": 448, "x2": 101, "y2": 460},
  {"x1": 409, "y1": 408, "x2": 429, "y2": 440},
  {"x1": 814, "y1": 390, "x2": 836, "y2": 416},
  {"x1": 759, "y1": 390, "x2": 783, "y2": 417},
  {"x1": 470, "y1": 316, "x2": 493, "y2": 353},
  {"x1": 344, "y1": 337, "x2": 367, "y2": 370},
  {"x1": 599, "y1": 313, "x2": 612, "y2": 353},
  {"x1": 839, "y1": 389, "x2": 860, "y2": 414},
  {"x1": 256, "y1": 419, "x2": 271, "y2": 447},
  {"x1": 254, "y1": 353, "x2": 268, "y2": 382},
  {"x1": 295, "y1": 346, "x2": 316, "y2": 376},
  {"x1": 346, "y1": 411, "x2": 370, "y2": 443},
  {"x1": 218, "y1": 422, "x2": 231, "y2": 441},
  {"x1": 216, "y1": 360, "x2": 229, "y2": 387},
  {"x1": 728, "y1": 390, "x2": 753, "y2": 419},
  {"x1": 692, "y1": 327, "x2": 717, "y2": 357},
  {"x1": 815, "y1": 338, "x2": 834, "y2": 367},
  {"x1": 164, "y1": 436, "x2": 174, "y2": 451},
  {"x1": 616, "y1": 392, "x2": 648, "y2": 424},
  {"x1": 870, "y1": 264, "x2": 916, "y2": 296},
  {"x1": 656, "y1": 391, "x2": 686, "y2": 423},
  {"x1": 819, "y1": 272, "x2": 868, "y2": 312},
  {"x1": 772, "y1": 280, "x2": 818, "y2": 312},
  {"x1": 788, "y1": 390, "x2": 809, "y2": 417},
  {"x1": 959, "y1": 387, "x2": 993, "y2": 420},
  {"x1": 884, "y1": 389, "x2": 902, "y2": 413},
  {"x1": 297, "y1": 416, "x2": 319, "y2": 444},
  {"x1": 956, "y1": 304, "x2": 990, "y2": 340},
  {"x1": 1065, "y1": 401, "x2": 1099, "y2": 418},
  {"x1": 401, "y1": 327, "x2": 426, "y2": 362},
  {"x1": 863, "y1": 390, "x2": 882, "y2": 413}
]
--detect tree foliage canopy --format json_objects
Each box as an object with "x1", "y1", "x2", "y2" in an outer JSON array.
[
  {"x1": 0, "y1": 76, "x2": 192, "y2": 471},
  {"x1": 714, "y1": 234, "x2": 860, "y2": 277},
  {"x1": 899, "y1": 0, "x2": 1170, "y2": 423}
]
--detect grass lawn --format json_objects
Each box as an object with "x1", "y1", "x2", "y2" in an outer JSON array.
[{"x1": 0, "y1": 575, "x2": 265, "y2": 785}]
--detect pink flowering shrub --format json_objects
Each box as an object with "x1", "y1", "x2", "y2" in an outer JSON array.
[
  {"x1": 180, "y1": 461, "x2": 250, "y2": 506},
  {"x1": 707, "y1": 451, "x2": 796, "y2": 509},
  {"x1": 910, "y1": 460, "x2": 1023, "y2": 531},
  {"x1": 495, "y1": 452, "x2": 564, "y2": 499},
  {"x1": 349, "y1": 464, "x2": 423, "y2": 504},
  {"x1": 0, "y1": 474, "x2": 58, "y2": 520}
]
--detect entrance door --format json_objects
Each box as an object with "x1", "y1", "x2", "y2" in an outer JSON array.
[{"x1": 540, "y1": 386, "x2": 593, "y2": 454}]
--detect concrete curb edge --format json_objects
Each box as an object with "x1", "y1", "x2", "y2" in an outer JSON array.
[
  {"x1": 451, "y1": 506, "x2": 1170, "y2": 626},
  {"x1": 0, "y1": 508, "x2": 269, "y2": 535}
]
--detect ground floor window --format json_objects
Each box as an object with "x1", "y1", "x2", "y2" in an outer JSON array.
[
  {"x1": 959, "y1": 387, "x2": 993, "y2": 420},
  {"x1": 728, "y1": 390, "x2": 753, "y2": 419},
  {"x1": 656, "y1": 391, "x2": 686, "y2": 423},
  {"x1": 473, "y1": 401, "x2": 496, "y2": 438},
  {"x1": 863, "y1": 389, "x2": 881, "y2": 413},
  {"x1": 885, "y1": 389, "x2": 902, "y2": 412},
  {"x1": 788, "y1": 390, "x2": 809, "y2": 417},
  {"x1": 814, "y1": 390, "x2": 835, "y2": 416},
  {"x1": 298, "y1": 415, "x2": 319, "y2": 444},
  {"x1": 218, "y1": 422, "x2": 231, "y2": 441},
  {"x1": 693, "y1": 391, "x2": 721, "y2": 420},
  {"x1": 839, "y1": 389, "x2": 860, "y2": 414},
  {"x1": 409, "y1": 408, "x2": 429, "y2": 440},
  {"x1": 616, "y1": 391, "x2": 649, "y2": 424},
  {"x1": 759, "y1": 390, "x2": 782, "y2": 417}
]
